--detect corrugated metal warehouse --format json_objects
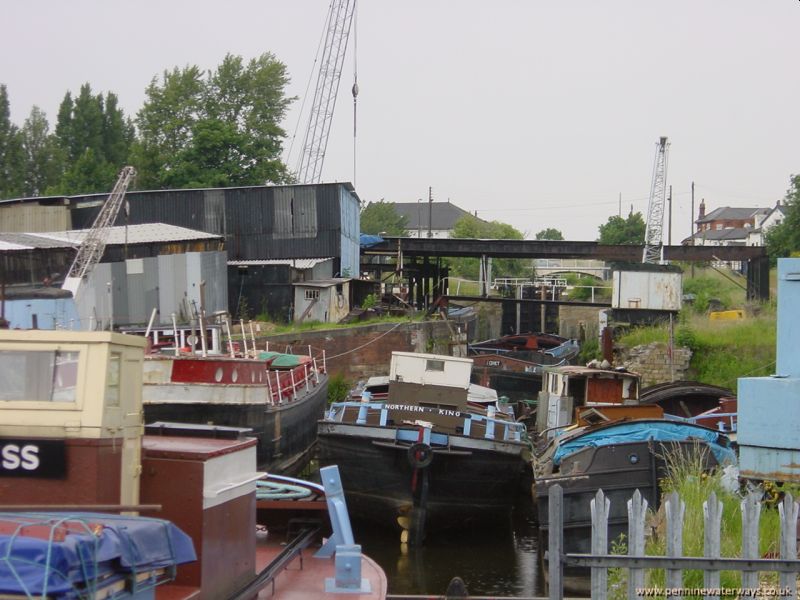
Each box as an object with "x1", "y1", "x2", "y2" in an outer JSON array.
[
  {"x1": 65, "y1": 183, "x2": 361, "y2": 277},
  {"x1": 1, "y1": 183, "x2": 361, "y2": 324}
]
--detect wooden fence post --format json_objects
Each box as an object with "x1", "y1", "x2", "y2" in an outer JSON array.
[
  {"x1": 548, "y1": 484, "x2": 563, "y2": 600},
  {"x1": 591, "y1": 489, "x2": 610, "y2": 600},
  {"x1": 627, "y1": 489, "x2": 647, "y2": 600},
  {"x1": 703, "y1": 491, "x2": 722, "y2": 600},
  {"x1": 740, "y1": 490, "x2": 761, "y2": 591},
  {"x1": 665, "y1": 491, "x2": 685, "y2": 590},
  {"x1": 779, "y1": 493, "x2": 799, "y2": 596}
]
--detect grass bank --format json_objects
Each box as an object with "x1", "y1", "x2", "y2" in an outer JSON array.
[{"x1": 617, "y1": 310, "x2": 777, "y2": 390}]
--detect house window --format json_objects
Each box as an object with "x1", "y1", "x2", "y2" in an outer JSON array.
[
  {"x1": 715, "y1": 224, "x2": 722, "y2": 230},
  {"x1": 425, "y1": 359, "x2": 445, "y2": 372},
  {"x1": 304, "y1": 289, "x2": 320, "y2": 301}
]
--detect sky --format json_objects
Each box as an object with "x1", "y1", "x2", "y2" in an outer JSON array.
[{"x1": 3, "y1": 1, "x2": 798, "y2": 242}]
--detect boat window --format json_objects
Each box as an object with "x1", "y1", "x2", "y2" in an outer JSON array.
[
  {"x1": 425, "y1": 359, "x2": 445, "y2": 372},
  {"x1": 0, "y1": 350, "x2": 79, "y2": 403},
  {"x1": 106, "y1": 352, "x2": 121, "y2": 407}
]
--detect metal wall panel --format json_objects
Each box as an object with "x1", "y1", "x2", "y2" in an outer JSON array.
[
  {"x1": 158, "y1": 254, "x2": 188, "y2": 323},
  {"x1": 126, "y1": 259, "x2": 146, "y2": 325},
  {"x1": 67, "y1": 183, "x2": 350, "y2": 263},
  {"x1": 227, "y1": 264, "x2": 293, "y2": 322},
  {"x1": 4, "y1": 298, "x2": 80, "y2": 329},
  {"x1": 109, "y1": 261, "x2": 129, "y2": 326},
  {"x1": 203, "y1": 190, "x2": 226, "y2": 235},
  {"x1": 0, "y1": 204, "x2": 70, "y2": 233},
  {"x1": 143, "y1": 256, "x2": 160, "y2": 323},
  {"x1": 612, "y1": 271, "x2": 682, "y2": 311},
  {"x1": 338, "y1": 186, "x2": 360, "y2": 277}
]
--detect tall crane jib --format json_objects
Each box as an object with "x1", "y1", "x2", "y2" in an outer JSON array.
[
  {"x1": 642, "y1": 136, "x2": 670, "y2": 264},
  {"x1": 62, "y1": 166, "x2": 136, "y2": 296},
  {"x1": 295, "y1": 0, "x2": 356, "y2": 184}
]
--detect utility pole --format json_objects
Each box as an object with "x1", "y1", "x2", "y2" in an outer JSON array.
[
  {"x1": 668, "y1": 185, "x2": 672, "y2": 246},
  {"x1": 691, "y1": 181, "x2": 695, "y2": 278},
  {"x1": 691, "y1": 181, "x2": 695, "y2": 244},
  {"x1": 427, "y1": 186, "x2": 433, "y2": 238},
  {"x1": 618, "y1": 192, "x2": 622, "y2": 217}
]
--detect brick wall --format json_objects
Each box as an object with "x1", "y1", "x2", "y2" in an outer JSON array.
[
  {"x1": 259, "y1": 320, "x2": 457, "y2": 382},
  {"x1": 618, "y1": 342, "x2": 693, "y2": 388}
]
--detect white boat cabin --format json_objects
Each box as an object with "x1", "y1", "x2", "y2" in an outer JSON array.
[{"x1": 389, "y1": 351, "x2": 472, "y2": 389}]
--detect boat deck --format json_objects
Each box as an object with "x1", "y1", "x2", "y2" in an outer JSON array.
[
  {"x1": 255, "y1": 541, "x2": 387, "y2": 599},
  {"x1": 156, "y1": 535, "x2": 386, "y2": 600}
]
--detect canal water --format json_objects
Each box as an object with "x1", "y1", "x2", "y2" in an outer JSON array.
[{"x1": 350, "y1": 498, "x2": 545, "y2": 597}]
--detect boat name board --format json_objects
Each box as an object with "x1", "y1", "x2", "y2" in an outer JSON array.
[
  {"x1": 0, "y1": 439, "x2": 66, "y2": 478},
  {"x1": 382, "y1": 404, "x2": 468, "y2": 419}
]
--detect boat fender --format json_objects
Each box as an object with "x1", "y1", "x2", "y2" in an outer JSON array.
[{"x1": 407, "y1": 443, "x2": 434, "y2": 469}]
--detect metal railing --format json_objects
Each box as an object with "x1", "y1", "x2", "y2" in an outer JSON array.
[{"x1": 546, "y1": 485, "x2": 800, "y2": 600}]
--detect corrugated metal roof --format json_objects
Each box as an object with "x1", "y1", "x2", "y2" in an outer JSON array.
[
  {"x1": 293, "y1": 277, "x2": 352, "y2": 288},
  {"x1": 40, "y1": 223, "x2": 223, "y2": 245},
  {"x1": 0, "y1": 223, "x2": 222, "y2": 251},
  {"x1": 228, "y1": 258, "x2": 334, "y2": 268},
  {"x1": 0, "y1": 240, "x2": 34, "y2": 250},
  {"x1": 0, "y1": 232, "x2": 77, "y2": 250}
]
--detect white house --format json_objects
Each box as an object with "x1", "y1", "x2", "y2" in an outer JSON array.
[{"x1": 747, "y1": 202, "x2": 788, "y2": 246}]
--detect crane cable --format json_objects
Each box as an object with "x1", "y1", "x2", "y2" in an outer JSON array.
[
  {"x1": 352, "y1": 0, "x2": 359, "y2": 187},
  {"x1": 284, "y1": 5, "x2": 331, "y2": 171}
]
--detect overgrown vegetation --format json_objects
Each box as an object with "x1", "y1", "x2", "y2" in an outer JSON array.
[
  {"x1": 327, "y1": 372, "x2": 351, "y2": 405},
  {"x1": 615, "y1": 267, "x2": 775, "y2": 389},
  {"x1": 682, "y1": 271, "x2": 746, "y2": 314},
  {"x1": 564, "y1": 273, "x2": 611, "y2": 302},
  {"x1": 607, "y1": 449, "x2": 797, "y2": 598},
  {"x1": 617, "y1": 310, "x2": 776, "y2": 389}
]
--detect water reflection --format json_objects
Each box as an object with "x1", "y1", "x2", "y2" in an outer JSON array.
[{"x1": 352, "y1": 499, "x2": 543, "y2": 597}]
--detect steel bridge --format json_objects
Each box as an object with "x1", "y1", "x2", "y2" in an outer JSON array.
[{"x1": 361, "y1": 237, "x2": 770, "y2": 309}]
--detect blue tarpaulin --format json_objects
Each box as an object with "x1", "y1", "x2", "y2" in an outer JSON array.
[
  {"x1": 359, "y1": 234, "x2": 384, "y2": 248},
  {"x1": 553, "y1": 420, "x2": 737, "y2": 467},
  {"x1": 0, "y1": 513, "x2": 196, "y2": 597}
]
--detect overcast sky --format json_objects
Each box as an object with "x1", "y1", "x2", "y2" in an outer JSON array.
[{"x1": 3, "y1": 1, "x2": 798, "y2": 241}]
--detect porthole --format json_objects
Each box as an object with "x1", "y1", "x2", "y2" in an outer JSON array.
[
  {"x1": 214, "y1": 367, "x2": 223, "y2": 382},
  {"x1": 232, "y1": 369, "x2": 239, "y2": 383}
]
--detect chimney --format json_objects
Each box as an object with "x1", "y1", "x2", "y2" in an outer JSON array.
[{"x1": 698, "y1": 198, "x2": 706, "y2": 220}]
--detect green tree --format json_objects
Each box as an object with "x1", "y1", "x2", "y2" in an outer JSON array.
[
  {"x1": 133, "y1": 53, "x2": 294, "y2": 189},
  {"x1": 535, "y1": 228, "x2": 564, "y2": 240},
  {"x1": 53, "y1": 84, "x2": 134, "y2": 194},
  {"x1": 450, "y1": 215, "x2": 529, "y2": 280},
  {"x1": 20, "y1": 106, "x2": 62, "y2": 196},
  {"x1": 598, "y1": 211, "x2": 646, "y2": 244},
  {"x1": 59, "y1": 148, "x2": 116, "y2": 195},
  {"x1": 0, "y1": 84, "x2": 25, "y2": 199},
  {"x1": 360, "y1": 200, "x2": 408, "y2": 235},
  {"x1": 765, "y1": 175, "x2": 800, "y2": 260}
]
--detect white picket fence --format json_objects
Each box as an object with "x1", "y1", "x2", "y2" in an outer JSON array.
[{"x1": 547, "y1": 485, "x2": 800, "y2": 600}]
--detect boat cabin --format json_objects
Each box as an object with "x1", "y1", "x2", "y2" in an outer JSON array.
[
  {"x1": 535, "y1": 365, "x2": 658, "y2": 437},
  {"x1": 377, "y1": 352, "x2": 512, "y2": 434},
  {"x1": 0, "y1": 330, "x2": 268, "y2": 598}
]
